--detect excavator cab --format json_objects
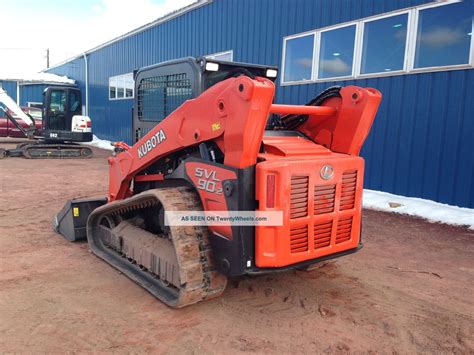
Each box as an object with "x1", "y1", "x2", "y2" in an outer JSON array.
[
  {"x1": 41, "y1": 86, "x2": 92, "y2": 143},
  {"x1": 133, "y1": 57, "x2": 278, "y2": 142}
]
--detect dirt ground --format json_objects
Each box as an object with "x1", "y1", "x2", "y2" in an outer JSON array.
[{"x1": 0, "y1": 142, "x2": 473, "y2": 354}]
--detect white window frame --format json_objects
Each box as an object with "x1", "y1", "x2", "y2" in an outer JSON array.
[
  {"x1": 109, "y1": 72, "x2": 134, "y2": 100},
  {"x1": 356, "y1": 10, "x2": 412, "y2": 78},
  {"x1": 281, "y1": 0, "x2": 473, "y2": 86},
  {"x1": 280, "y1": 32, "x2": 316, "y2": 84},
  {"x1": 205, "y1": 50, "x2": 234, "y2": 61},
  {"x1": 317, "y1": 22, "x2": 358, "y2": 81},
  {"x1": 27, "y1": 102, "x2": 42, "y2": 108},
  {"x1": 409, "y1": 1, "x2": 474, "y2": 74}
]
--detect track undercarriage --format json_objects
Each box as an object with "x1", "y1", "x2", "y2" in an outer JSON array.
[
  {"x1": 0, "y1": 142, "x2": 92, "y2": 159},
  {"x1": 87, "y1": 186, "x2": 227, "y2": 308}
]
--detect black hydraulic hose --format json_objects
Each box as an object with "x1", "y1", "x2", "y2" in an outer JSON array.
[{"x1": 280, "y1": 86, "x2": 342, "y2": 130}]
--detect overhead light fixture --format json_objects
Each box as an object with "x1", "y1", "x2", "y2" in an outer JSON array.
[
  {"x1": 333, "y1": 52, "x2": 341, "y2": 56},
  {"x1": 266, "y1": 69, "x2": 278, "y2": 78},
  {"x1": 468, "y1": 32, "x2": 472, "y2": 36},
  {"x1": 384, "y1": 68, "x2": 391, "y2": 71},
  {"x1": 393, "y1": 24, "x2": 403, "y2": 28},
  {"x1": 205, "y1": 62, "x2": 219, "y2": 72}
]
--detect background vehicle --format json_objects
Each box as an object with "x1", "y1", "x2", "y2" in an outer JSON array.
[
  {"x1": 0, "y1": 87, "x2": 93, "y2": 158},
  {"x1": 54, "y1": 57, "x2": 381, "y2": 308},
  {"x1": 0, "y1": 107, "x2": 42, "y2": 138}
]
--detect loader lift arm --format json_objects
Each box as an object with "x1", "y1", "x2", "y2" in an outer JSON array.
[{"x1": 108, "y1": 76, "x2": 380, "y2": 203}]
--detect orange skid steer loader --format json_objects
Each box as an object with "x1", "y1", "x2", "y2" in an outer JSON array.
[{"x1": 54, "y1": 57, "x2": 381, "y2": 308}]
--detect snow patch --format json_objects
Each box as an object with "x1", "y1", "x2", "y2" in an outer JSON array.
[
  {"x1": 363, "y1": 189, "x2": 474, "y2": 230},
  {"x1": 82, "y1": 135, "x2": 114, "y2": 151},
  {"x1": 0, "y1": 72, "x2": 75, "y2": 85}
]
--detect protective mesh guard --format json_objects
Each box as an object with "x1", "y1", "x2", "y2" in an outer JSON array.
[{"x1": 137, "y1": 73, "x2": 192, "y2": 122}]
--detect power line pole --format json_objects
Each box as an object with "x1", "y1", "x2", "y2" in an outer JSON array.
[{"x1": 46, "y1": 48, "x2": 50, "y2": 68}]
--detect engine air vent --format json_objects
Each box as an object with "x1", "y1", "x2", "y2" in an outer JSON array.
[
  {"x1": 290, "y1": 225, "x2": 308, "y2": 253},
  {"x1": 314, "y1": 220, "x2": 333, "y2": 249},
  {"x1": 290, "y1": 176, "x2": 309, "y2": 219},
  {"x1": 340, "y1": 170, "x2": 357, "y2": 210},
  {"x1": 314, "y1": 184, "x2": 336, "y2": 215},
  {"x1": 336, "y1": 217, "x2": 353, "y2": 244}
]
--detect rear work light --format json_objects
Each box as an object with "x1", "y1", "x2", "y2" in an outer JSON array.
[
  {"x1": 266, "y1": 69, "x2": 278, "y2": 78},
  {"x1": 205, "y1": 62, "x2": 219, "y2": 72},
  {"x1": 266, "y1": 174, "x2": 276, "y2": 208}
]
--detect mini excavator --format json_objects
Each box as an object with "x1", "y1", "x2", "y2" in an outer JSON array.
[{"x1": 0, "y1": 86, "x2": 92, "y2": 158}]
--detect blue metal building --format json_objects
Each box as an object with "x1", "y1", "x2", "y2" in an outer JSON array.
[
  {"x1": 0, "y1": 75, "x2": 75, "y2": 108},
  {"x1": 45, "y1": 0, "x2": 474, "y2": 208}
]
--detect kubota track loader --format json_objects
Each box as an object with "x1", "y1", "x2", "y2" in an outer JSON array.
[{"x1": 54, "y1": 57, "x2": 381, "y2": 308}]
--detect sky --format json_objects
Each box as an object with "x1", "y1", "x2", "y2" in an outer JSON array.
[{"x1": 0, "y1": 0, "x2": 196, "y2": 77}]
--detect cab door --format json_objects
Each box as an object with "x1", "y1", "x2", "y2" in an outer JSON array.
[{"x1": 44, "y1": 89, "x2": 68, "y2": 131}]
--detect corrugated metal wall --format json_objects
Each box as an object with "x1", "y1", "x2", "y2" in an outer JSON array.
[
  {"x1": 0, "y1": 81, "x2": 65, "y2": 107},
  {"x1": 0, "y1": 80, "x2": 18, "y2": 102},
  {"x1": 47, "y1": 0, "x2": 474, "y2": 208},
  {"x1": 19, "y1": 84, "x2": 48, "y2": 106}
]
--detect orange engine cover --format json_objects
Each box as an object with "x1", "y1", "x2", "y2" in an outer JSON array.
[{"x1": 255, "y1": 135, "x2": 364, "y2": 267}]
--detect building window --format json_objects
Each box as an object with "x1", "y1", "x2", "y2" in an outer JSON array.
[
  {"x1": 361, "y1": 13, "x2": 409, "y2": 74},
  {"x1": 109, "y1": 72, "x2": 134, "y2": 100},
  {"x1": 281, "y1": 1, "x2": 473, "y2": 85},
  {"x1": 318, "y1": 25, "x2": 356, "y2": 79},
  {"x1": 27, "y1": 102, "x2": 43, "y2": 109},
  {"x1": 283, "y1": 34, "x2": 315, "y2": 82},
  {"x1": 414, "y1": 1, "x2": 472, "y2": 69},
  {"x1": 206, "y1": 50, "x2": 234, "y2": 61}
]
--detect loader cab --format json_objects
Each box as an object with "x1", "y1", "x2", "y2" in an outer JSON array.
[
  {"x1": 43, "y1": 87, "x2": 82, "y2": 132},
  {"x1": 132, "y1": 57, "x2": 278, "y2": 142}
]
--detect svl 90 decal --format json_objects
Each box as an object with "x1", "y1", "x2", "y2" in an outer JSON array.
[{"x1": 195, "y1": 167, "x2": 223, "y2": 194}]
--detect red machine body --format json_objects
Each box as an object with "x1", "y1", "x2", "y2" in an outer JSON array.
[{"x1": 107, "y1": 75, "x2": 381, "y2": 269}]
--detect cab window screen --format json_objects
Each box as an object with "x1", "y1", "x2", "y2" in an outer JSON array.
[
  {"x1": 69, "y1": 90, "x2": 81, "y2": 113},
  {"x1": 137, "y1": 73, "x2": 192, "y2": 122},
  {"x1": 50, "y1": 90, "x2": 66, "y2": 112}
]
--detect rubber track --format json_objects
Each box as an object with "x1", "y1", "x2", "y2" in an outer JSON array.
[
  {"x1": 87, "y1": 186, "x2": 227, "y2": 308},
  {"x1": 22, "y1": 144, "x2": 92, "y2": 159}
]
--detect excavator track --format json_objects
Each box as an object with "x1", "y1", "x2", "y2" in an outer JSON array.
[
  {"x1": 87, "y1": 186, "x2": 227, "y2": 308},
  {"x1": 22, "y1": 144, "x2": 92, "y2": 159}
]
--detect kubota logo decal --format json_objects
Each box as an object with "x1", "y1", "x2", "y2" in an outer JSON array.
[
  {"x1": 137, "y1": 129, "x2": 166, "y2": 158},
  {"x1": 320, "y1": 165, "x2": 334, "y2": 180},
  {"x1": 195, "y1": 167, "x2": 223, "y2": 194}
]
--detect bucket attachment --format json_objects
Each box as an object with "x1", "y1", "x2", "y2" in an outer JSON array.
[{"x1": 53, "y1": 197, "x2": 107, "y2": 241}]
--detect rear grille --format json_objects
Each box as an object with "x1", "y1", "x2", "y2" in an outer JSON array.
[
  {"x1": 314, "y1": 220, "x2": 333, "y2": 249},
  {"x1": 314, "y1": 184, "x2": 336, "y2": 215},
  {"x1": 340, "y1": 170, "x2": 357, "y2": 210},
  {"x1": 290, "y1": 225, "x2": 308, "y2": 253},
  {"x1": 285, "y1": 168, "x2": 359, "y2": 255},
  {"x1": 290, "y1": 176, "x2": 309, "y2": 219},
  {"x1": 336, "y1": 217, "x2": 353, "y2": 244}
]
